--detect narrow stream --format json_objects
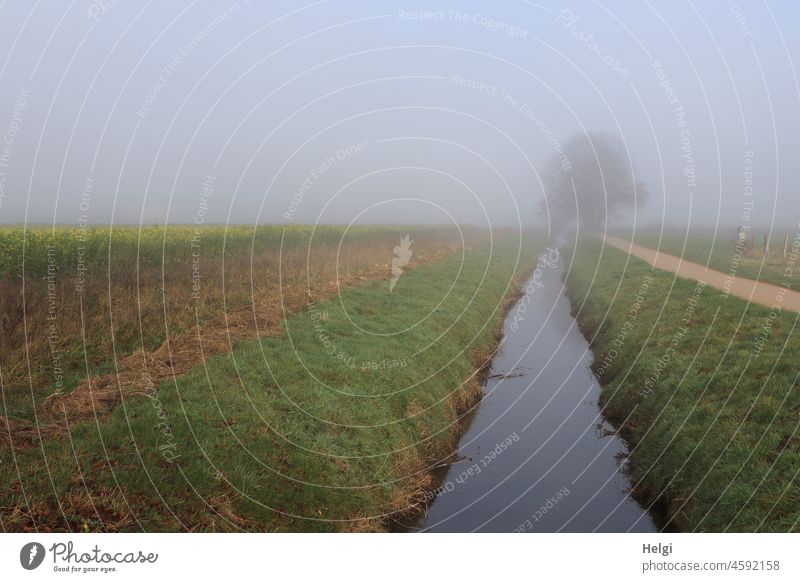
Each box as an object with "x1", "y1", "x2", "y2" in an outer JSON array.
[{"x1": 417, "y1": 249, "x2": 657, "y2": 532}]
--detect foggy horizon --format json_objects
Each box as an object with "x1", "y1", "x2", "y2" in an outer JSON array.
[{"x1": 1, "y1": 1, "x2": 798, "y2": 232}]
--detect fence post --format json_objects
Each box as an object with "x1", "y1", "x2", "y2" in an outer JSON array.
[
  {"x1": 764, "y1": 234, "x2": 769, "y2": 259},
  {"x1": 784, "y1": 234, "x2": 790, "y2": 260}
]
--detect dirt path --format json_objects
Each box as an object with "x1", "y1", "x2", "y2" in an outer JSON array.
[{"x1": 604, "y1": 235, "x2": 800, "y2": 313}]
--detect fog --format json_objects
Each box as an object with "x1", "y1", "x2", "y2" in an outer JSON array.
[{"x1": 0, "y1": 0, "x2": 798, "y2": 232}]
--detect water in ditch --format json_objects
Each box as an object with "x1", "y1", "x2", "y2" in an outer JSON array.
[{"x1": 417, "y1": 248, "x2": 657, "y2": 532}]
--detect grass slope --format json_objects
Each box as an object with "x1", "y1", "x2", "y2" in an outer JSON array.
[
  {"x1": 565, "y1": 239, "x2": 800, "y2": 532},
  {"x1": 1, "y1": 235, "x2": 537, "y2": 532}
]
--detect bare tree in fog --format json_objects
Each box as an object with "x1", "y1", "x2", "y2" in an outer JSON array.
[{"x1": 541, "y1": 132, "x2": 648, "y2": 232}]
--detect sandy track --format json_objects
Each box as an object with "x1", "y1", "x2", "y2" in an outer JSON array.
[{"x1": 604, "y1": 235, "x2": 800, "y2": 314}]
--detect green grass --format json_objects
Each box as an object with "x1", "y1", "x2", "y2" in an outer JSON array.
[
  {"x1": 1, "y1": 235, "x2": 539, "y2": 532},
  {"x1": 0, "y1": 224, "x2": 476, "y2": 425},
  {"x1": 565, "y1": 238, "x2": 800, "y2": 532},
  {"x1": 620, "y1": 227, "x2": 800, "y2": 289}
]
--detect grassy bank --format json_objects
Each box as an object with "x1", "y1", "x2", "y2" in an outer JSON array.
[
  {"x1": 1, "y1": 234, "x2": 538, "y2": 532},
  {"x1": 565, "y1": 239, "x2": 800, "y2": 532}
]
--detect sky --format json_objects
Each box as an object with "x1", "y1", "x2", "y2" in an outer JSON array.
[{"x1": 0, "y1": 0, "x2": 798, "y2": 232}]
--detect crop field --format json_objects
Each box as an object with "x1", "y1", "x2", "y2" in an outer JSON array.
[
  {"x1": 0, "y1": 224, "x2": 484, "y2": 436},
  {"x1": 621, "y1": 228, "x2": 800, "y2": 290},
  {"x1": 0, "y1": 226, "x2": 538, "y2": 531},
  {"x1": 566, "y1": 239, "x2": 800, "y2": 531}
]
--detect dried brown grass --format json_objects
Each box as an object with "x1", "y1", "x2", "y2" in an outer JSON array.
[{"x1": 1, "y1": 228, "x2": 483, "y2": 449}]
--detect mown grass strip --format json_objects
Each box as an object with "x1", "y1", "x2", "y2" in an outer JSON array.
[
  {"x1": 565, "y1": 239, "x2": 800, "y2": 532},
  {"x1": 1, "y1": 235, "x2": 538, "y2": 532}
]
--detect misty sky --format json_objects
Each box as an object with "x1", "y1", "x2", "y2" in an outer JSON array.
[{"x1": 0, "y1": 0, "x2": 798, "y2": 231}]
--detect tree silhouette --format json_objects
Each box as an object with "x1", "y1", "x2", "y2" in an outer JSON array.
[{"x1": 541, "y1": 132, "x2": 648, "y2": 232}]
